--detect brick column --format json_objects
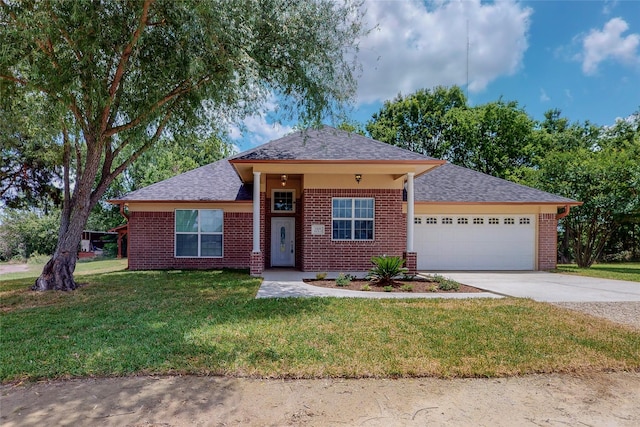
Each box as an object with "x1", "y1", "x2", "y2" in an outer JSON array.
[
  {"x1": 538, "y1": 213, "x2": 557, "y2": 270},
  {"x1": 250, "y1": 252, "x2": 264, "y2": 276},
  {"x1": 404, "y1": 251, "x2": 417, "y2": 275}
]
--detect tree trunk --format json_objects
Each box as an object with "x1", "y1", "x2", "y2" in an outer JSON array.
[{"x1": 32, "y1": 250, "x2": 79, "y2": 291}]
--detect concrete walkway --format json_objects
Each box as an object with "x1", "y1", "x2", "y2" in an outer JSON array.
[
  {"x1": 257, "y1": 270, "x2": 640, "y2": 302},
  {"x1": 257, "y1": 270, "x2": 501, "y2": 299},
  {"x1": 439, "y1": 271, "x2": 640, "y2": 302}
]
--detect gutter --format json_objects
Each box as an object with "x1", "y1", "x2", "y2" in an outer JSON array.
[{"x1": 556, "y1": 205, "x2": 571, "y2": 220}]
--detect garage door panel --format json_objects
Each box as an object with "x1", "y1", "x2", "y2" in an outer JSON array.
[{"x1": 416, "y1": 215, "x2": 535, "y2": 270}]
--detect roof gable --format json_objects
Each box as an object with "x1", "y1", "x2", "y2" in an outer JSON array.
[{"x1": 230, "y1": 125, "x2": 437, "y2": 162}]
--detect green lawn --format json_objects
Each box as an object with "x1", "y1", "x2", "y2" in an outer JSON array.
[
  {"x1": 1, "y1": 269, "x2": 638, "y2": 383},
  {"x1": 0, "y1": 258, "x2": 128, "y2": 281},
  {"x1": 555, "y1": 263, "x2": 640, "y2": 282}
]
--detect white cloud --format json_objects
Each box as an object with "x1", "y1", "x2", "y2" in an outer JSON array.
[
  {"x1": 356, "y1": 0, "x2": 532, "y2": 104},
  {"x1": 540, "y1": 88, "x2": 550, "y2": 102},
  {"x1": 602, "y1": 0, "x2": 618, "y2": 15},
  {"x1": 228, "y1": 97, "x2": 294, "y2": 149},
  {"x1": 580, "y1": 17, "x2": 640, "y2": 75}
]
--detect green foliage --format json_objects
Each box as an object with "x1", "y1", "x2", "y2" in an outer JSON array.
[
  {"x1": 335, "y1": 273, "x2": 351, "y2": 287},
  {"x1": 361, "y1": 284, "x2": 371, "y2": 291},
  {"x1": 383, "y1": 285, "x2": 393, "y2": 292},
  {"x1": 399, "y1": 284, "x2": 413, "y2": 292},
  {"x1": 367, "y1": 86, "x2": 467, "y2": 158},
  {"x1": 440, "y1": 100, "x2": 538, "y2": 179},
  {"x1": 368, "y1": 255, "x2": 408, "y2": 286},
  {"x1": 427, "y1": 274, "x2": 460, "y2": 291},
  {"x1": 0, "y1": 91, "x2": 64, "y2": 210},
  {"x1": 524, "y1": 113, "x2": 640, "y2": 267},
  {"x1": 0, "y1": 209, "x2": 60, "y2": 261},
  {"x1": 315, "y1": 272, "x2": 328, "y2": 280}
]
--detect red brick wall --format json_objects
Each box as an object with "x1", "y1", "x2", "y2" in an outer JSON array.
[
  {"x1": 301, "y1": 189, "x2": 406, "y2": 271},
  {"x1": 538, "y1": 213, "x2": 558, "y2": 270},
  {"x1": 128, "y1": 211, "x2": 252, "y2": 270}
]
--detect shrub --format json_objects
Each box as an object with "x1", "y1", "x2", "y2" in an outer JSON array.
[
  {"x1": 368, "y1": 255, "x2": 408, "y2": 286},
  {"x1": 361, "y1": 284, "x2": 371, "y2": 291},
  {"x1": 433, "y1": 274, "x2": 460, "y2": 291},
  {"x1": 315, "y1": 272, "x2": 328, "y2": 280},
  {"x1": 335, "y1": 273, "x2": 351, "y2": 287},
  {"x1": 400, "y1": 284, "x2": 413, "y2": 292},
  {"x1": 383, "y1": 285, "x2": 393, "y2": 292}
]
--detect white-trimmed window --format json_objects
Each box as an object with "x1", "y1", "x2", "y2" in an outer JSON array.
[
  {"x1": 488, "y1": 217, "x2": 500, "y2": 225},
  {"x1": 332, "y1": 198, "x2": 374, "y2": 240},
  {"x1": 414, "y1": 217, "x2": 422, "y2": 224},
  {"x1": 519, "y1": 217, "x2": 531, "y2": 225},
  {"x1": 425, "y1": 217, "x2": 437, "y2": 224},
  {"x1": 442, "y1": 217, "x2": 453, "y2": 225},
  {"x1": 272, "y1": 190, "x2": 295, "y2": 213},
  {"x1": 473, "y1": 217, "x2": 484, "y2": 225},
  {"x1": 175, "y1": 209, "x2": 223, "y2": 257},
  {"x1": 457, "y1": 217, "x2": 469, "y2": 225},
  {"x1": 504, "y1": 217, "x2": 515, "y2": 225}
]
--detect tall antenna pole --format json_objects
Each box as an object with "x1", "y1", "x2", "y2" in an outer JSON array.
[{"x1": 466, "y1": 19, "x2": 469, "y2": 99}]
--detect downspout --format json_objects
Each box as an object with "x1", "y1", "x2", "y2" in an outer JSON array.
[
  {"x1": 119, "y1": 202, "x2": 130, "y2": 220},
  {"x1": 556, "y1": 205, "x2": 571, "y2": 220}
]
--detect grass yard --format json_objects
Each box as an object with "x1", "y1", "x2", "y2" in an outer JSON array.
[
  {"x1": 1, "y1": 269, "x2": 639, "y2": 383},
  {"x1": 555, "y1": 263, "x2": 640, "y2": 282},
  {"x1": 0, "y1": 258, "x2": 128, "y2": 282}
]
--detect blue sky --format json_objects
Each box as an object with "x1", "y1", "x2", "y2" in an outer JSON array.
[{"x1": 230, "y1": 0, "x2": 640, "y2": 151}]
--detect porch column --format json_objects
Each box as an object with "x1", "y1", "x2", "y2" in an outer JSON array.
[
  {"x1": 252, "y1": 171, "x2": 261, "y2": 253},
  {"x1": 404, "y1": 172, "x2": 417, "y2": 274},
  {"x1": 250, "y1": 171, "x2": 264, "y2": 276},
  {"x1": 406, "y1": 172, "x2": 415, "y2": 252}
]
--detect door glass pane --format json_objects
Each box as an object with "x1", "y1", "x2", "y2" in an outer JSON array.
[
  {"x1": 176, "y1": 234, "x2": 198, "y2": 256},
  {"x1": 200, "y1": 210, "x2": 223, "y2": 232},
  {"x1": 176, "y1": 210, "x2": 198, "y2": 232},
  {"x1": 201, "y1": 234, "x2": 222, "y2": 257}
]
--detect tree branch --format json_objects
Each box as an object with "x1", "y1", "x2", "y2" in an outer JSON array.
[
  {"x1": 99, "y1": 0, "x2": 154, "y2": 135},
  {"x1": 104, "y1": 76, "x2": 209, "y2": 137}
]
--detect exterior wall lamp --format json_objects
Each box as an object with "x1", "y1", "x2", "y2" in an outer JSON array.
[
  {"x1": 281, "y1": 174, "x2": 287, "y2": 187},
  {"x1": 355, "y1": 173, "x2": 362, "y2": 184}
]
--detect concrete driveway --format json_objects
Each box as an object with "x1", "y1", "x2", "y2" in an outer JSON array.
[{"x1": 436, "y1": 271, "x2": 640, "y2": 302}]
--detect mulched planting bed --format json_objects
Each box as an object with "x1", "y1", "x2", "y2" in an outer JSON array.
[{"x1": 303, "y1": 278, "x2": 483, "y2": 293}]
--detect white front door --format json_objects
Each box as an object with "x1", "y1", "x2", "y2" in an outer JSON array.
[{"x1": 271, "y1": 217, "x2": 295, "y2": 267}]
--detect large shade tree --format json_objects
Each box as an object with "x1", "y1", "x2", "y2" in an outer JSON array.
[{"x1": 0, "y1": 0, "x2": 365, "y2": 291}]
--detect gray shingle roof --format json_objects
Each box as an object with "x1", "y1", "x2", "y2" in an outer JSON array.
[
  {"x1": 116, "y1": 159, "x2": 251, "y2": 202},
  {"x1": 230, "y1": 125, "x2": 437, "y2": 161},
  {"x1": 115, "y1": 125, "x2": 577, "y2": 205},
  {"x1": 415, "y1": 163, "x2": 577, "y2": 204}
]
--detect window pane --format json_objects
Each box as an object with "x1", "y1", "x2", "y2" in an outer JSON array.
[
  {"x1": 201, "y1": 234, "x2": 222, "y2": 257},
  {"x1": 176, "y1": 210, "x2": 198, "y2": 232},
  {"x1": 332, "y1": 220, "x2": 351, "y2": 239},
  {"x1": 354, "y1": 199, "x2": 373, "y2": 218},
  {"x1": 176, "y1": 234, "x2": 198, "y2": 256},
  {"x1": 354, "y1": 220, "x2": 373, "y2": 240},
  {"x1": 332, "y1": 199, "x2": 352, "y2": 218},
  {"x1": 273, "y1": 191, "x2": 294, "y2": 211},
  {"x1": 200, "y1": 210, "x2": 223, "y2": 232}
]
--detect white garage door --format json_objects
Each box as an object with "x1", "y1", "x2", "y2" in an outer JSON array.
[{"x1": 415, "y1": 215, "x2": 536, "y2": 270}]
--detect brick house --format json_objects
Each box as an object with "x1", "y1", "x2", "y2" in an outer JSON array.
[{"x1": 111, "y1": 126, "x2": 579, "y2": 275}]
